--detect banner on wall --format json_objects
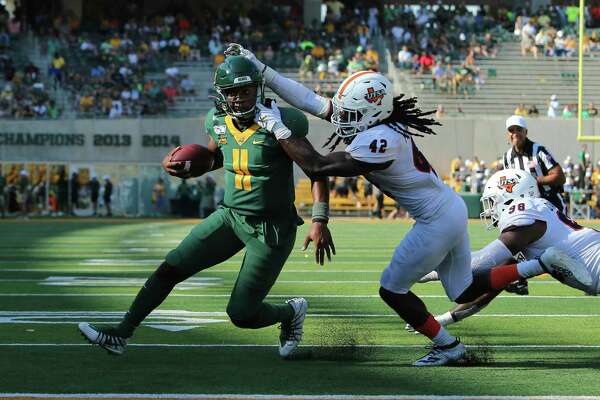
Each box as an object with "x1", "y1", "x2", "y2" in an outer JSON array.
[{"x1": 0, "y1": 118, "x2": 205, "y2": 163}]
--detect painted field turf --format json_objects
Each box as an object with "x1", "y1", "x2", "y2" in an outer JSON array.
[{"x1": 1, "y1": 219, "x2": 600, "y2": 397}]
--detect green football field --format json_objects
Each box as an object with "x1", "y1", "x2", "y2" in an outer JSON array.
[{"x1": 1, "y1": 218, "x2": 600, "y2": 398}]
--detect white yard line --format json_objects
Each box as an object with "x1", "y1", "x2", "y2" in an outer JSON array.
[
  {"x1": 1, "y1": 394, "x2": 598, "y2": 400},
  {"x1": 2, "y1": 310, "x2": 600, "y2": 320},
  {"x1": 2, "y1": 343, "x2": 600, "y2": 350},
  {"x1": 0, "y1": 293, "x2": 592, "y2": 299}
]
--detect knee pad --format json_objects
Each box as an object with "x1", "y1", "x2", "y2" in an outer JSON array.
[{"x1": 154, "y1": 261, "x2": 188, "y2": 285}]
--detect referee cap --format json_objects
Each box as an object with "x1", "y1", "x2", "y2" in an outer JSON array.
[{"x1": 506, "y1": 115, "x2": 527, "y2": 130}]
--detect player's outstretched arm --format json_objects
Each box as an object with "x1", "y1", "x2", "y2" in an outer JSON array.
[
  {"x1": 303, "y1": 179, "x2": 336, "y2": 265},
  {"x1": 225, "y1": 43, "x2": 331, "y2": 119},
  {"x1": 255, "y1": 102, "x2": 391, "y2": 177}
]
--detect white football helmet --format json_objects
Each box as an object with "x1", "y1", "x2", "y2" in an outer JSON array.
[
  {"x1": 480, "y1": 169, "x2": 540, "y2": 229},
  {"x1": 331, "y1": 71, "x2": 394, "y2": 138}
]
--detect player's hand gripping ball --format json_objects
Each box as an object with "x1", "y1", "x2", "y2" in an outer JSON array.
[{"x1": 162, "y1": 144, "x2": 214, "y2": 178}]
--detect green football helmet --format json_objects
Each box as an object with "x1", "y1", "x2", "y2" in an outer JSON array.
[{"x1": 213, "y1": 56, "x2": 265, "y2": 120}]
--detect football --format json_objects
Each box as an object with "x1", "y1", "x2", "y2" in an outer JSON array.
[{"x1": 169, "y1": 144, "x2": 215, "y2": 177}]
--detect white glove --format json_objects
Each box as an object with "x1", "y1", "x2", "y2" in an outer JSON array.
[
  {"x1": 224, "y1": 43, "x2": 266, "y2": 73},
  {"x1": 255, "y1": 101, "x2": 292, "y2": 140}
]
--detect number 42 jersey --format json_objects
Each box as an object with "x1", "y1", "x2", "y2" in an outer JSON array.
[
  {"x1": 498, "y1": 197, "x2": 600, "y2": 294},
  {"x1": 345, "y1": 124, "x2": 458, "y2": 222}
]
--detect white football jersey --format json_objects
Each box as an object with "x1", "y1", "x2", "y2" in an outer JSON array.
[
  {"x1": 498, "y1": 197, "x2": 600, "y2": 294},
  {"x1": 345, "y1": 124, "x2": 457, "y2": 222}
]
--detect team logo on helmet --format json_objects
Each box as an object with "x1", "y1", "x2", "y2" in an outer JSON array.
[
  {"x1": 498, "y1": 176, "x2": 518, "y2": 193},
  {"x1": 364, "y1": 87, "x2": 386, "y2": 105}
]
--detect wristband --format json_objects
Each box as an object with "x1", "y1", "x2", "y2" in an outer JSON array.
[{"x1": 311, "y1": 201, "x2": 329, "y2": 223}]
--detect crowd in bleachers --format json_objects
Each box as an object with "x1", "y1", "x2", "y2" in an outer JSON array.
[
  {"x1": 37, "y1": 14, "x2": 206, "y2": 118},
  {"x1": 0, "y1": 17, "x2": 60, "y2": 119},
  {"x1": 517, "y1": 4, "x2": 600, "y2": 59},
  {"x1": 387, "y1": 4, "x2": 508, "y2": 98}
]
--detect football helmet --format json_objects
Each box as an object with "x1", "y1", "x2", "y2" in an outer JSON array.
[
  {"x1": 480, "y1": 168, "x2": 540, "y2": 229},
  {"x1": 213, "y1": 56, "x2": 265, "y2": 120},
  {"x1": 331, "y1": 71, "x2": 394, "y2": 138}
]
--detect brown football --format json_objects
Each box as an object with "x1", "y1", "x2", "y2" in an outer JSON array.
[{"x1": 169, "y1": 144, "x2": 215, "y2": 177}]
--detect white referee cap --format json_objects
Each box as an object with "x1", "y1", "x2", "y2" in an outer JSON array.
[{"x1": 506, "y1": 115, "x2": 527, "y2": 130}]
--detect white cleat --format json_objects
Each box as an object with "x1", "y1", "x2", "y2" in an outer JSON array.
[
  {"x1": 78, "y1": 322, "x2": 127, "y2": 355},
  {"x1": 539, "y1": 247, "x2": 592, "y2": 287},
  {"x1": 405, "y1": 323, "x2": 420, "y2": 334},
  {"x1": 278, "y1": 297, "x2": 308, "y2": 358},
  {"x1": 413, "y1": 339, "x2": 466, "y2": 366},
  {"x1": 418, "y1": 271, "x2": 440, "y2": 283}
]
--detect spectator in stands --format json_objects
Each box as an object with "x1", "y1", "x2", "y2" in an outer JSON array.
[
  {"x1": 109, "y1": 96, "x2": 123, "y2": 119},
  {"x1": 564, "y1": 35, "x2": 577, "y2": 57},
  {"x1": 365, "y1": 45, "x2": 379, "y2": 70},
  {"x1": 521, "y1": 20, "x2": 537, "y2": 58},
  {"x1": 435, "y1": 104, "x2": 445, "y2": 119},
  {"x1": 18, "y1": 170, "x2": 31, "y2": 219},
  {"x1": 49, "y1": 52, "x2": 65, "y2": 87},
  {"x1": 397, "y1": 45, "x2": 412, "y2": 69},
  {"x1": 70, "y1": 172, "x2": 79, "y2": 215},
  {"x1": 152, "y1": 177, "x2": 166, "y2": 216},
  {"x1": 176, "y1": 178, "x2": 193, "y2": 217},
  {"x1": 562, "y1": 104, "x2": 574, "y2": 118},
  {"x1": 180, "y1": 75, "x2": 194, "y2": 95},
  {"x1": 554, "y1": 30, "x2": 567, "y2": 57},
  {"x1": 347, "y1": 51, "x2": 366, "y2": 75},
  {"x1": 514, "y1": 103, "x2": 528, "y2": 116},
  {"x1": 585, "y1": 103, "x2": 598, "y2": 118},
  {"x1": 547, "y1": 94, "x2": 560, "y2": 117},
  {"x1": 79, "y1": 92, "x2": 95, "y2": 113},
  {"x1": 90, "y1": 176, "x2": 100, "y2": 216},
  {"x1": 327, "y1": 55, "x2": 340, "y2": 78},
  {"x1": 528, "y1": 104, "x2": 540, "y2": 116},
  {"x1": 103, "y1": 175, "x2": 113, "y2": 217}
]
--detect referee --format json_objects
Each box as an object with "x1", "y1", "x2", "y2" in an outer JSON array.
[{"x1": 502, "y1": 115, "x2": 567, "y2": 213}]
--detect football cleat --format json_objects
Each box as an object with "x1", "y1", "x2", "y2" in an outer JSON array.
[
  {"x1": 278, "y1": 297, "x2": 308, "y2": 358},
  {"x1": 539, "y1": 247, "x2": 592, "y2": 287},
  {"x1": 413, "y1": 339, "x2": 466, "y2": 366},
  {"x1": 505, "y1": 278, "x2": 529, "y2": 295},
  {"x1": 78, "y1": 322, "x2": 127, "y2": 355},
  {"x1": 405, "y1": 323, "x2": 419, "y2": 334},
  {"x1": 418, "y1": 271, "x2": 440, "y2": 283}
]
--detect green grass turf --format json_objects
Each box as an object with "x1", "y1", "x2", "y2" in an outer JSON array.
[{"x1": 1, "y1": 218, "x2": 600, "y2": 396}]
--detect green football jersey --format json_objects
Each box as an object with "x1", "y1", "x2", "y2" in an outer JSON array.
[{"x1": 205, "y1": 106, "x2": 308, "y2": 217}]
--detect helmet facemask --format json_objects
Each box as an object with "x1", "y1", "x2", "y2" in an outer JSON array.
[
  {"x1": 480, "y1": 192, "x2": 511, "y2": 230},
  {"x1": 215, "y1": 81, "x2": 265, "y2": 121},
  {"x1": 331, "y1": 97, "x2": 369, "y2": 138}
]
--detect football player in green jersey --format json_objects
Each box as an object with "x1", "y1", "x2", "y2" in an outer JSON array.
[{"x1": 78, "y1": 56, "x2": 335, "y2": 358}]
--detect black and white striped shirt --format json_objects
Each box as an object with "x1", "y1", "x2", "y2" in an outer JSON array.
[{"x1": 502, "y1": 138, "x2": 567, "y2": 213}]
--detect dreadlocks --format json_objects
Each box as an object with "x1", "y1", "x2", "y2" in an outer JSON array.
[{"x1": 322, "y1": 94, "x2": 441, "y2": 152}]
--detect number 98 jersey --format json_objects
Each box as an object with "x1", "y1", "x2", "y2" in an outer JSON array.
[
  {"x1": 498, "y1": 197, "x2": 600, "y2": 294},
  {"x1": 345, "y1": 124, "x2": 456, "y2": 222}
]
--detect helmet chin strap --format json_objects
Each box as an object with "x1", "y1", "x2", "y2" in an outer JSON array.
[{"x1": 231, "y1": 105, "x2": 257, "y2": 130}]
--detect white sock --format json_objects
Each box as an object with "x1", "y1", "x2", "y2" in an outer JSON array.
[
  {"x1": 432, "y1": 326, "x2": 456, "y2": 346},
  {"x1": 435, "y1": 312, "x2": 456, "y2": 327},
  {"x1": 516, "y1": 259, "x2": 544, "y2": 278}
]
